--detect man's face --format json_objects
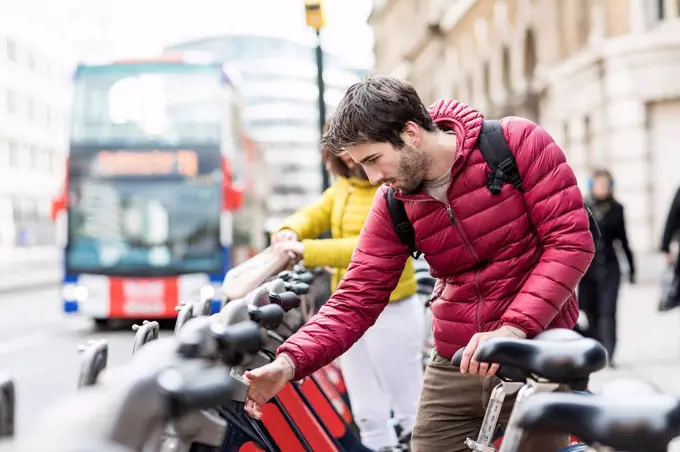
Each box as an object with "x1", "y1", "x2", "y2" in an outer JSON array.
[{"x1": 344, "y1": 140, "x2": 430, "y2": 194}]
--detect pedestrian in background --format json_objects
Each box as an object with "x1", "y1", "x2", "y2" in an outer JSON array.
[{"x1": 578, "y1": 169, "x2": 635, "y2": 366}]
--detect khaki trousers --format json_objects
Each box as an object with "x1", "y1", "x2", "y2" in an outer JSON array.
[{"x1": 411, "y1": 352, "x2": 569, "y2": 452}]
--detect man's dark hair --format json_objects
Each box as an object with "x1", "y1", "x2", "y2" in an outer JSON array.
[{"x1": 320, "y1": 74, "x2": 437, "y2": 154}]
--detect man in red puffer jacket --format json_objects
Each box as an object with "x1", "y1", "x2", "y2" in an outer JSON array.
[{"x1": 243, "y1": 75, "x2": 595, "y2": 451}]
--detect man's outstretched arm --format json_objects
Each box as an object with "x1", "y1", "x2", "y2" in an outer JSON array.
[{"x1": 276, "y1": 188, "x2": 410, "y2": 380}]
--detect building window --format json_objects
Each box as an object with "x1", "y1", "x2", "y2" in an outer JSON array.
[
  {"x1": 501, "y1": 46, "x2": 511, "y2": 92},
  {"x1": 27, "y1": 52, "x2": 36, "y2": 72},
  {"x1": 584, "y1": 115, "x2": 593, "y2": 170},
  {"x1": 576, "y1": 0, "x2": 591, "y2": 47},
  {"x1": 8, "y1": 141, "x2": 17, "y2": 167},
  {"x1": 28, "y1": 145, "x2": 38, "y2": 170},
  {"x1": 27, "y1": 98, "x2": 35, "y2": 121},
  {"x1": 6, "y1": 39, "x2": 16, "y2": 63},
  {"x1": 6, "y1": 90, "x2": 16, "y2": 115},
  {"x1": 523, "y1": 28, "x2": 537, "y2": 81},
  {"x1": 482, "y1": 62, "x2": 491, "y2": 102},
  {"x1": 646, "y1": 0, "x2": 665, "y2": 24}
]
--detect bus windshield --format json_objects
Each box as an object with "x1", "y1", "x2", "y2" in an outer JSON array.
[
  {"x1": 66, "y1": 172, "x2": 222, "y2": 277},
  {"x1": 71, "y1": 63, "x2": 224, "y2": 147}
]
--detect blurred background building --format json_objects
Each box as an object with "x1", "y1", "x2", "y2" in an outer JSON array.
[
  {"x1": 370, "y1": 0, "x2": 680, "y2": 260},
  {"x1": 0, "y1": 0, "x2": 115, "y2": 284},
  {"x1": 166, "y1": 34, "x2": 367, "y2": 228}
]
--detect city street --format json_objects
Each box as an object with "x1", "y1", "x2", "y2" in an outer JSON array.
[
  {"x1": 0, "y1": 286, "x2": 160, "y2": 437},
  {"x1": 1, "y1": 281, "x2": 680, "y2": 447}
]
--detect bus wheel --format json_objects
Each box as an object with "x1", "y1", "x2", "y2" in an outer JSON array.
[{"x1": 93, "y1": 318, "x2": 109, "y2": 331}]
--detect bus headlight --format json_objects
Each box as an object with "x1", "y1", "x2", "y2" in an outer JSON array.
[
  {"x1": 200, "y1": 285, "x2": 215, "y2": 301},
  {"x1": 62, "y1": 284, "x2": 77, "y2": 301},
  {"x1": 74, "y1": 286, "x2": 89, "y2": 302}
]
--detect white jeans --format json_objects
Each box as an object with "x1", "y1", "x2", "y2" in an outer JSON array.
[{"x1": 338, "y1": 294, "x2": 425, "y2": 450}]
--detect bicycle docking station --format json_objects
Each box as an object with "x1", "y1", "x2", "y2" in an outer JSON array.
[
  {"x1": 0, "y1": 373, "x2": 14, "y2": 438},
  {"x1": 131, "y1": 320, "x2": 160, "y2": 355},
  {"x1": 76, "y1": 339, "x2": 109, "y2": 389}
]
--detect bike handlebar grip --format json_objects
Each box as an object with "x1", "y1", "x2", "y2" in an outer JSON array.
[
  {"x1": 275, "y1": 291, "x2": 302, "y2": 310},
  {"x1": 451, "y1": 348, "x2": 465, "y2": 367},
  {"x1": 294, "y1": 272, "x2": 314, "y2": 284},
  {"x1": 213, "y1": 321, "x2": 262, "y2": 366},
  {"x1": 284, "y1": 282, "x2": 309, "y2": 295},
  {"x1": 160, "y1": 365, "x2": 236, "y2": 414},
  {"x1": 249, "y1": 304, "x2": 285, "y2": 330},
  {"x1": 450, "y1": 347, "x2": 526, "y2": 382},
  {"x1": 277, "y1": 271, "x2": 294, "y2": 281}
]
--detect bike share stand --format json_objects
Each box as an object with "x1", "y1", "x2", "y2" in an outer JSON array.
[
  {"x1": 76, "y1": 339, "x2": 109, "y2": 389},
  {"x1": 0, "y1": 372, "x2": 14, "y2": 437},
  {"x1": 132, "y1": 320, "x2": 160, "y2": 355},
  {"x1": 174, "y1": 296, "x2": 213, "y2": 336}
]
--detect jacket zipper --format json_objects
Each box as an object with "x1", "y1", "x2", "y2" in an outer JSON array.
[{"x1": 445, "y1": 202, "x2": 485, "y2": 331}]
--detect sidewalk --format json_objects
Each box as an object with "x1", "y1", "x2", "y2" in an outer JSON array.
[
  {"x1": 587, "y1": 282, "x2": 680, "y2": 450},
  {"x1": 588, "y1": 282, "x2": 680, "y2": 390},
  {"x1": 0, "y1": 247, "x2": 61, "y2": 293}
]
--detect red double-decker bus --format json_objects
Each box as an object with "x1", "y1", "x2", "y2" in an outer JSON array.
[{"x1": 51, "y1": 55, "x2": 252, "y2": 327}]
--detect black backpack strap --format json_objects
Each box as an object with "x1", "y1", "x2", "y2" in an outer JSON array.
[
  {"x1": 477, "y1": 120, "x2": 524, "y2": 194},
  {"x1": 386, "y1": 187, "x2": 421, "y2": 259}
]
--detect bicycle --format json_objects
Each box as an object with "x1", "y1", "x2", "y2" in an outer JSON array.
[
  {"x1": 451, "y1": 328, "x2": 608, "y2": 452},
  {"x1": 515, "y1": 377, "x2": 680, "y2": 452},
  {"x1": 15, "y1": 316, "x2": 263, "y2": 452}
]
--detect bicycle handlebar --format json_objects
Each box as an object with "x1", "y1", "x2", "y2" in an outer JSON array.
[
  {"x1": 247, "y1": 304, "x2": 285, "y2": 330},
  {"x1": 269, "y1": 291, "x2": 302, "y2": 311},
  {"x1": 283, "y1": 281, "x2": 310, "y2": 295},
  {"x1": 451, "y1": 347, "x2": 526, "y2": 383}
]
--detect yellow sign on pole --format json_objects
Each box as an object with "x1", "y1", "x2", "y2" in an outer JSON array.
[{"x1": 304, "y1": 1, "x2": 326, "y2": 31}]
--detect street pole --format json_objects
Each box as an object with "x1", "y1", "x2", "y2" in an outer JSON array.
[
  {"x1": 315, "y1": 29, "x2": 330, "y2": 191},
  {"x1": 305, "y1": 1, "x2": 330, "y2": 192}
]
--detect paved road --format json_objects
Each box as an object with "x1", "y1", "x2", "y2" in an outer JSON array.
[
  {"x1": 0, "y1": 286, "x2": 165, "y2": 437},
  {"x1": 1, "y1": 282, "x2": 680, "y2": 447}
]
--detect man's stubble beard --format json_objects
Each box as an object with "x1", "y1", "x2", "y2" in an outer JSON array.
[{"x1": 398, "y1": 145, "x2": 432, "y2": 194}]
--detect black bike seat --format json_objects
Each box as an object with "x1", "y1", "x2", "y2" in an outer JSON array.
[
  {"x1": 516, "y1": 380, "x2": 680, "y2": 451},
  {"x1": 474, "y1": 329, "x2": 607, "y2": 383},
  {"x1": 451, "y1": 347, "x2": 526, "y2": 382}
]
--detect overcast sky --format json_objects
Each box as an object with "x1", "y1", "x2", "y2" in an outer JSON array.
[{"x1": 107, "y1": 0, "x2": 375, "y2": 67}]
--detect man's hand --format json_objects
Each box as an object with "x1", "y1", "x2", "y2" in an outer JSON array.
[
  {"x1": 273, "y1": 241, "x2": 304, "y2": 262},
  {"x1": 459, "y1": 326, "x2": 523, "y2": 377},
  {"x1": 271, "y1": 229, "x2": 298, "y2": 245},
  {"x1": 243, "y1": 356, "x2": 294, "y2": 420}
]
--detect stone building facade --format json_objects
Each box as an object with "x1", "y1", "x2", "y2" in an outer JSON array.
[{"x1": 370, "y1": 0, "x2": 680, "y2": 255}]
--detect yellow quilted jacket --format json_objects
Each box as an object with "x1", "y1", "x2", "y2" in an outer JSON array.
[{"x1": 277, "y1": 177, "x2": 416, "y2": 302}]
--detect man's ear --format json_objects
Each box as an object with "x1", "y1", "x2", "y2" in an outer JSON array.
[{"x1": 400, "y1": 121, "x2": 421, "y2": 147}]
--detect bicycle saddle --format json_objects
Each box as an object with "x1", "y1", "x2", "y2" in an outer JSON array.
[
  {"x1": 474, "y1": 328, "x2": 608, "y2": 383},
  {"x1": 516, "y1": 379, "x2": 680, "y2": 451}
]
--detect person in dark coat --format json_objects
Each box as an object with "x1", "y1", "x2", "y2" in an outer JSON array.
[
  {"x1": 578, "y1": 169, "x2": 635, "y2": 366},
  {"x1": 661, "y1": 186, "x2": 680, "y2": 269}
]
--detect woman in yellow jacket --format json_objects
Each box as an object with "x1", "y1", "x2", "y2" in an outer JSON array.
[{"x1": 272, "y1": 148, "x2": 424, "y2": 452}]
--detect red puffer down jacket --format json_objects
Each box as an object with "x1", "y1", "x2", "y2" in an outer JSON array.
[{"x1": 278, "y1": 99, "x2": 595, "y2": 381}]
